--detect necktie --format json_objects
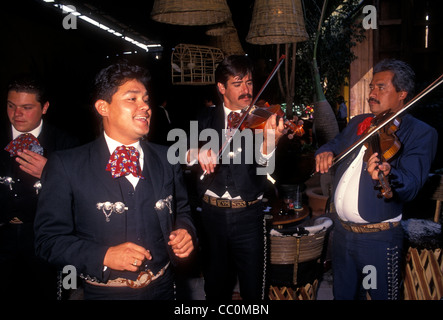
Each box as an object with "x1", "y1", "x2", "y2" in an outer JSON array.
[
  {"x1": 227, "y1": 111, "x2": 242, "y2": 130},
  {"x1": 4, "y1": 133, "x2": 42, "y2": 157},
  {"x1": 106, "y1": 146, "x2": 144, "y2": 179}
]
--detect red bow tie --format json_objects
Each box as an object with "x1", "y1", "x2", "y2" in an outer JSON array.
[
  {"x1": 4, "y1": 133, "x2": 42, "y2": 157},
  {"x1": 106, "y1": 146, "x2": 144, "y2": 179},
  {"x1": 227, "y1": 111, "x2": 242, "y2": 129}
]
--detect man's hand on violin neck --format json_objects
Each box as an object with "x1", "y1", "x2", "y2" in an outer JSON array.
[
  {"x1": 263, "y1": 114, "x2": 284, "y2": 142},
  {"x1": 367, "y1": 152, "x2": 391, "y2": 180},
  {"x1": 261, "y1": 115, "x2": 284, "y2": 155},
  {"x1": 315, "y1": 152, "x2": 334, "y2": 174}
]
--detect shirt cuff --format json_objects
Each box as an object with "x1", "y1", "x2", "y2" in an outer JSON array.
[
  {"x1": 257, "y1": 143, "x2": 276, "y2": 165},
  {"x1": 186, "y1": 149, "x2": 198, "y2": 166}
]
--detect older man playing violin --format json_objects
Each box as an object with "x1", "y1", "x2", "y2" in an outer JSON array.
[{"x1": 315, "y1": 59, "x2": 437, "y2": 300}]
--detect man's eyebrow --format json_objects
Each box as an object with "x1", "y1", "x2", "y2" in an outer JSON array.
[
  {"x1": 123, "y1": 90, "x2": 148, "y2": 96},
  {"x1": 369, "y1": 81, "x2": 387, "y2": 87},
  {"x1": 7, "y1": 100, "x2": 36, "y2": 107},
  {"x1": 231, "y1": 78, "x2": 252, "y2": 84}
]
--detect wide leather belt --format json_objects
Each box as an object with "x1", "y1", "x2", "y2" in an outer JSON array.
[
  {"x1": 340, "y1": 220, "x2": 400, "y2": 233},
  {"x1": 202, "y1": 195, "x2": 260, "y2": 209},
  {"x1": 86, "y1": 262, "x2": 170, "y2": 289}
]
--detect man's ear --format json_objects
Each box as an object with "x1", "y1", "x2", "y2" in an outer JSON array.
[
  {"x1": 217, "y1": 82, "x2": 226, "y2": 95},
  {"x1": 42, "y1": 101, "x2": 50, "y2": 115},
  {"x1": 399, "y1": 91, "x2": 408, "y2": 101},
  {"x1": 94, "y1": 100, "x2": 108, "y2": 116}
]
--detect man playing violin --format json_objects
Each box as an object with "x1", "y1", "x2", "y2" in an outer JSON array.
[
  {"x1": 188, "y1": 55, "x2": 284, "y2": 300},
  {"x1": 315, "y1": 59, "x2": 438, "y2": 300}
]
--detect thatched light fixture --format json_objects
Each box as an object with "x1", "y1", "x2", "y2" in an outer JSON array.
[
  {"x1": 246, "y1": 0, "x2": 308, "y2": 45},
  {"x1": 246, "y1": 0, "x2": 309, "y2": 118},
  {"x1": 151, "y1": 0, "x2": 231, "y2": 26}
]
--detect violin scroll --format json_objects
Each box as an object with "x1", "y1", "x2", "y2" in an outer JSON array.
[{"x1": 375, "y1": 171, "x2": 393, "y2": 199}]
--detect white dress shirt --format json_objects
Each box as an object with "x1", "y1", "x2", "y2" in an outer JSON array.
[{"x1": 334, "y1": 145, "x2": 401, "y2": 223}]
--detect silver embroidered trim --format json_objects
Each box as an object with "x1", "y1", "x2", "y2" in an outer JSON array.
[
  {"x1": 387, "y1": 245, "x2": 400, "y2": 300},
  {"x1": 261, "y1": 216, "x2": 267, "y2": 300}
]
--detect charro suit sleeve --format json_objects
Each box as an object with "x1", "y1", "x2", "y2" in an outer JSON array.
[
  {"x1": 172, "y1": 161, "x2": 196, "y2": 237},
  {"x1": 34, "y1": 152, "x2": 109, "y2": 282},
  {"x1": 388, "y1": 118, "x2": 438, "y2": 202},
  {"x1": 315, "y1": 114, "x2": 367, "y2": 157}
]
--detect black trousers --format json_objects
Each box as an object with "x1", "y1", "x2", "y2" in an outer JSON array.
[
  {"x1": 0, "y1": 223, "x2": 58, "y2": 300},
  {"x1": 200, "y1": 201, "x2": 265, "y2": 300},
  {"x1": 332, "y1": 221, "x2": 404, "y2": 300}
]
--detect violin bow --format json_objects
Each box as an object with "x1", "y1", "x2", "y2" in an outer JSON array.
[
  {"x1": 331, "y1": 73, "x2": 443, "y2": 167},
  {"x1": 200, "y1": 55, "x2": 286, "y2": 180}
]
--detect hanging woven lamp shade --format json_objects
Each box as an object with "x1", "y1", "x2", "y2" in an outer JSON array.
[
  {"x1": 211, "y1": 31, "x2": 245, "y2": 56},
  {"x1": 206, "y1": 18, "x2": 236, "y2": 36},
  {"x1": 246, "y1": 0, "x2": 308, "y2": 45},
  {"x1": 151, "y1": 0, "x2": 231, "y2": 26}
]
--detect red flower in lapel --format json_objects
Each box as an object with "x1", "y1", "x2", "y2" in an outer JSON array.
[{"x1": 357, "y1": 116, "x2": 374, "y2": 135}]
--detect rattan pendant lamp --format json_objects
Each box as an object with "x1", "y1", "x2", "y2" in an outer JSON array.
[
  {"x1": 151, "y1": 0, "x2": 231, "y2": 26},
  {"x1": 246, "y1": 0, "x2": 308, "y2": 118},
  {"x1": 205, "y1": 18, "x2": 236, "y2": 37},
  {"x1": 210, "y1": 30, "x2": 245, "y2": 56},
  {"x1": 246, "y1": 0, "x2": 308, "y2": 45},
  {"x1": 206, "y1": 18, "x2": 244, "y2": 56}
]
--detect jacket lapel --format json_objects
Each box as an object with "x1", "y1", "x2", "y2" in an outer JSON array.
[
  {"x1": 140, "y1": 141, "x2": 162, "y2": 202},
  {"x1": 140, "y1": 141, "x2": 173, "y2": 240},
  {"x1": 90, "y1": 135, "x2": 122, "y2": 197}
]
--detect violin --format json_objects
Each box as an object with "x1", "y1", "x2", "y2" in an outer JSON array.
[
  {"x1": 200, "y1": 55, "x2": 287, "y2": 180},
  {"x1": 362, "y1": 111, "x2": 402, "y2": 199},
  {"x1": 232, "y1": 101, "x2": 305, "y2": 138}
]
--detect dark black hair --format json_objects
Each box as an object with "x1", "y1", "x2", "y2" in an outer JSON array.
[
  {"x1": 7, "y1": 74, "x2": 48, "y2": 106},
  {"x1": 93, "y1": 60, "x2": 151, "y2": 103},
  {"x1": 373, "y1": 59, "x2": 415, "y2": 103},
  {"x1": 215, "y1": 55, "x2": 254, "y2": 87},
  {"x1": 337, "y1": 95, "x2": 345, "y2": 104}
]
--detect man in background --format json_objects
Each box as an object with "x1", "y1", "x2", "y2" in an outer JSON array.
[{"x1": 0, "y1": 75, "x2": 79, "y2": 299}]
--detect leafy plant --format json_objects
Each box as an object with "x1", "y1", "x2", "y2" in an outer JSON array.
[{"x1": 294, "y1": 0, "x2": 366, "y2": 105}]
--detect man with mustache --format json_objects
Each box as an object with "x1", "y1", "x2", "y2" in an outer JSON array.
[
  {"x1": 188, "y1": 55, "x2": 284, "y2": 300},
  {"x1": 34, "y1": 61, "x2": 196, "y2": 300},
  {"x1": 315, "y1": 59, "x2": 438, "y2": 299}
]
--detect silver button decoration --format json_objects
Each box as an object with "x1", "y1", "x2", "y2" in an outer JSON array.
[
  {"x1": 33, "y1": 180, "x2": 42, "y2": 194},
  {"x1": 96, "y1": 201, "x2": 128, "y2": 222},
  {"x1": 154, "y1": 195, "x2": 173, "y2": 214},
  {"x1": 0, "y1": 176, "x2": 15, "y2": 190}
]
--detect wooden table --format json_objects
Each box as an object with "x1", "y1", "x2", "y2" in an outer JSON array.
[{"x1": 270, "y1": 203, "x2": 310, "y2": 229}]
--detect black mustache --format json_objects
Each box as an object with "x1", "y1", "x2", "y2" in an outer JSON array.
[
  {"x1": 368, "y1": 98, "x2": 380, "y2": 104},
  {"x1": 238, "y1": 94, "x2": 252, "y2": 100}
]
